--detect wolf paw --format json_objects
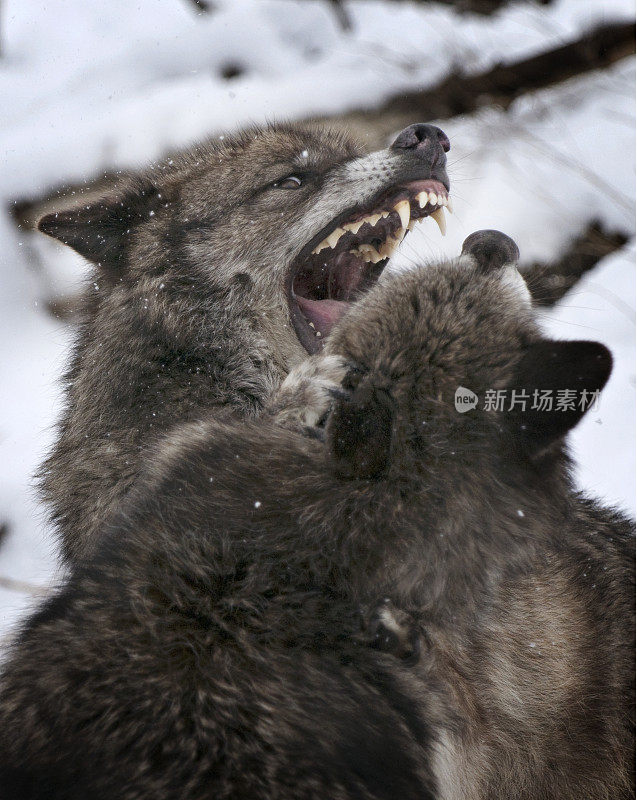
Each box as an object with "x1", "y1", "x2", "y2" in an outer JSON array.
[
  {"x1": 269, "y1": 355, "x2": 351, "y2": 432},
  {"x1": 326, "y1": 373, "x2": 395, "y2": 479},
  {"x1": 361, "y1": 598, "x2": 421, "y2": 666}
]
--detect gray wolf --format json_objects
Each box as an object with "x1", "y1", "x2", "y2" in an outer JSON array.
[{"x1": 36, "y1": 121, "x2": 451, "y2": 562}]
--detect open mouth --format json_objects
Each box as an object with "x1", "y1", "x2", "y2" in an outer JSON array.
[{"x1": 288, "y1": 180, "x2": 451, "y2": 353}]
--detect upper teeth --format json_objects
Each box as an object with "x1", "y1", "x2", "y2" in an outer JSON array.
[
  {"x1": 311, "y1": 191, "x2": 451, "y2": 256},
  {"x1": 326, "y1": 227, "x2": 346, "y2": 249},
  {"x1": 430, "y1": 207, "x2": 446, "y2": 236},
  {"x1": 394, "y1": 200, "x2": 411, "y2": 230}
]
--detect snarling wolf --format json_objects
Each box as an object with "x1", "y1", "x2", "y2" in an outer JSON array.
[
  {"x1": 37, "y1": 122, "x2": 451, "y2": 562},
  {"x1": 1, "y1": 232, "x2": 633, "y2": 799}
]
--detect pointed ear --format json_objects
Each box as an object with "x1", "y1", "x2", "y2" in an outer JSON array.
[
  {"x1": 509, "y1": 340, "x2": 612, "y2": 453},
  {"x1": 37, "y1": 178, "x2": 162, "y2": 277}
]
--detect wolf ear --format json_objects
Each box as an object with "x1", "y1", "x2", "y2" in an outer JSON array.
[
  {"x1": 37, "y1": 178, "x2": 161, "y2": 277},
  {"x1": 509, "y1": 339, "x2": 612, "y2": 454}
]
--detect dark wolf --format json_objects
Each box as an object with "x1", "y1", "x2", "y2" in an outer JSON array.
[
  {"x1": 0, "y1": 231, "x2": 633, "y2": 799},
  {"x1": 36, "y1": 121, "x2": 451, "y2": 562}
]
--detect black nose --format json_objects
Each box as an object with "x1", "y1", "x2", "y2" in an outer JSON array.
[
  {"x1": 391, "y1": 124, "x2": 450, "y2": 155},
  {"x1": 461, "y1": 230, "x2": 520, "y2": 273}
]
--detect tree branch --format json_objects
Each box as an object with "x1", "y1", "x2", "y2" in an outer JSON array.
[
  {"x1": 524, "y1": 221, "x2": 628, "y2": 307},
  {"x1": 309, "y1": 20, "x2": 636, "y2": 148}
]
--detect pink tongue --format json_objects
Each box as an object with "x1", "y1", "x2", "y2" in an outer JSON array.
[{"x1": 295, "y1": 295, "x2": 350, "y2": 337}]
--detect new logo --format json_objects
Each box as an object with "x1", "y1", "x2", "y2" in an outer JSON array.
[{"x1": 454, "y1": 386, "x2": 478, "y2": 413}]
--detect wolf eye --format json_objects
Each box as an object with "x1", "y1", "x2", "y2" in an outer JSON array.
[{"x1": 273, "y1": 175, "x2": 303, "y2": 190}]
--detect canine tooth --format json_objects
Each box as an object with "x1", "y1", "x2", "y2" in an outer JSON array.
[
  {"x1": 417, "y1": 192, "x2": 428, "y2": 208},
  {"x1": 394, "y1": 200, "x2": 411, "y2": 230},
  {"x1": 428, "y1": 191, "x2": 438, "y2": 206},
  {"x1": 431, "y1": 207, "x2": 447, "y2": 236},
  {"x1": 446, "y1": 197, "x2": 454, "y2": 213},
  {"x1": 408, "y1": 220, "x2": 416, "y2": 231},
  {"x1": 326, "y1": 227, "x2": 346, "y2": 248}
]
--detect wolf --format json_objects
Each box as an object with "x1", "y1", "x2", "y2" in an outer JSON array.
[
  {"x1": 36, "y1": 121, "x2": 452, "y2": 562},
  {"x1": 0, "y1": 231, "x2": 633, "y2": 799}
]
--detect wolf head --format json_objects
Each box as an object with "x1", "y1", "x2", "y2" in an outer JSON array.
[
  {"x1": 39, "y1": 122, "x2": 450, "y2": 365},
  {"x1": 325, "y1": 230, "x2": 612, "y2": 480}
]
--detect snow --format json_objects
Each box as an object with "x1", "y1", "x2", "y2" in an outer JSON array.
[
  {"x1": 0, "y1": 0, "x2": 634, "y2": 641},
  {"x1": 545, "y1": 244, "x2": 636, "y2": 514}
]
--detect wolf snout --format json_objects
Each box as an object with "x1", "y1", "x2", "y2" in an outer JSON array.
[
  {"x1": 391, "y1": 123, "x2": 450, "y2": 162},
  {"x1": 461, "y1": 230, "x2": 520, "y2": 273}
]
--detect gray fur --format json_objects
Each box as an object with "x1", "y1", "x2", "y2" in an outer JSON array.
[
  {"x1": 39, "y1": 122, "x2": 438, "y2": 562},
  {"x1": 0, "y1": 236, "x2": 633, "y2": 799}
]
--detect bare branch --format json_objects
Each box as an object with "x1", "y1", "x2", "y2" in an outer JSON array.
[
  {"x1": 309, "y1": 20, "x2": 636, "y2": 148},
  {"x1": 524, "y1": 221, "x2": 629, "y2": 307}
]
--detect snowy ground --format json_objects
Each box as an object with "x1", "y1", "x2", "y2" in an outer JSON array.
[{"x1": 1, "y1": 0, "x2": 634, "y2": 640}]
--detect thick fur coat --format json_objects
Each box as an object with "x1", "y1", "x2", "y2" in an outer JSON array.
[
  {"x1": 0, "y1": 232, "x2": 633, "y2": 799},
  {"x1": 36, "y1": 122, "x2": 450, "y2": 562}
]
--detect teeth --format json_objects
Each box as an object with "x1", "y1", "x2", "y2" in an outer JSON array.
[
  {"x1": 349, "y1": 248, "x2": 368, "y2": 262},
  {"x1": 394, "y1": 199, "x2": 411, "y2": 230},
  {"x1": 310, "y1": 194, "x2": 449, "y2": 258},
  {"x1": 342, "y1": 219, "x2": 365, "y2": 235},
  {"x1": 379, "y1": 241, "x2": 396, "y2": 259},
  {"x1": 311, "y1": 226, "x2": 347, "y2": 254},
  {"x1": 342, "y1": 210, "x2": 390, "y2": 235},
  {"x1": 380, "y1": 232, "x2": 404, "y2": 258},
  {"x1": 326, "y1": 227, "x2": 346, "y2": 248},
  {"x1": 358, "y1": 244, "x2": 384, "y2": 263},
  {"x1": 430, "y1": 207, "x2": 447, "y2": 236}
]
